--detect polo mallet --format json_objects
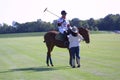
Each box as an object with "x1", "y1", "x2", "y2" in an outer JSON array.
[{"x1": 44, "y1": 8, "x2": 60, "y2": 18}]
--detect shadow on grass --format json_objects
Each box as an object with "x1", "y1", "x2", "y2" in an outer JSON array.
[{"x1": 0, "y1": 66, "x2": 71, "y2": 73}]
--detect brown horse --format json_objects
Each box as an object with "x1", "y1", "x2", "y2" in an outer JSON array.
[{"x1": 44, "y1": 27, "x2": 90, "y2": 66}]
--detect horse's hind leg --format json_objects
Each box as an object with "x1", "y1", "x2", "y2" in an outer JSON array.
[
  {"x1": 49, "y1": 55, "x2": 53, "y2": 66},
  {"x1": 46, "y1": 43, "x2": 54, "y2": 66},
  {"x1": 46, "y1": 53, "x2": 50, "y2": 66},
  {"x1": 46, "y1": 52, "x2": 53, "y2": 66}
]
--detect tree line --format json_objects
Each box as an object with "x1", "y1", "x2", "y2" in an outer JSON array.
[{"x1": 0, "y1": 14, "x2": 120, "y2": 34}]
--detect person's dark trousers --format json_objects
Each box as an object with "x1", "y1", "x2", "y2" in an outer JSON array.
[{"x1": 69, "y1": 46, "x2": 80, "y2": 68}]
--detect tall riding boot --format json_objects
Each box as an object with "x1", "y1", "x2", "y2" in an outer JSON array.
[
  {"x1": 63, "y1": 31, "x2": 69, "y2": 46},
  {"x1": 76, "y1": 58, "x2": 80, "y2": 68},
  {"x1": 72, "y1": 59, "x2": 75, "y2": 68}
]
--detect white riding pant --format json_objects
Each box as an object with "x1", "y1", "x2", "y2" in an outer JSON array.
[{"x1": 58, "y1": 26, "x2": 68, "y2": 34}]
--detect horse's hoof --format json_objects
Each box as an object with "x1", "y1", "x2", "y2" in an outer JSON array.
[
  {"x1": 51, "y1": 64, "x2": 54, "y2": 66},
  {"x1": 69, "y1": 64, "x2": 72, "y2": 67},
  {"x1": 47, "y1": 64, "x2": 49, "y2": 66}
]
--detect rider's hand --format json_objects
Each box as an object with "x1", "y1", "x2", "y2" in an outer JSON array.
[
  {"x1": 67, "y1": 24, "x2": 70, "y2": 27},
  {"x1": 57, "y1": 23, "x2": 61, "y2": 26}
]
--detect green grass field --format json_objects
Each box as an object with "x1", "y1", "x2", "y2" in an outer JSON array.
[{"x1": 0, "y1": 32, "x2": 120, "y2": 80}]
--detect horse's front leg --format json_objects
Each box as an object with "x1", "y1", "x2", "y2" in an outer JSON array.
[{"x1": 69, "y1": 49, "x2": 72, "y2": 66}]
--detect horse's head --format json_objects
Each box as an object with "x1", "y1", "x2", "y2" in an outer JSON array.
[{"x1": 78, "y1": 27, "x2": 90, "y2": 43}]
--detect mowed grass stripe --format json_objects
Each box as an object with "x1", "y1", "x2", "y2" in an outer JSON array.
[
  {"x1": 0, "y1": 45, "x2": 26, "y2": 80},
  {"x1": 81, "y1": 33, "x2": 120, "y2": 80},
  {"x1": 0, "y1": 32, "x2": 120, "y2": 80},
  {"x1": 0, "y1": 38, "x2": 41, "y2": 68},
  {"x1": 0, "y1": 37, "x2": 45, "y2": 66},
  {"x1": 0, "y1": 36, "x2": 46, "y2": 80}
]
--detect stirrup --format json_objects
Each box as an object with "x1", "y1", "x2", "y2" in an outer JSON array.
[{"x1": 64, "y1": 41, "x2": 69, "y2": 46}]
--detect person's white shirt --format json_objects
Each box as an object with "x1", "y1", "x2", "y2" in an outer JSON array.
[
  {"x1": 68, "y1": 34, "x2": 84, "y2": 48},
  {"x1": 57, "y1": 18, "x2": 69, "y2": 34}
]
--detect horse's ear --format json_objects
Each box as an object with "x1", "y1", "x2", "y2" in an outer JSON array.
[
  {"x1": 77, "y1": 27, "x2": 84, "y2": 30},
  {"x1": 81, "y1": 27, "x2": 89, "y2": 31}
]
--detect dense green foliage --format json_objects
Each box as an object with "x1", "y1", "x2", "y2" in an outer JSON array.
[
  {"x1": 0, "y1": 14, "x2": 120, "y2": 34},
  {"x1": 0, "y1": 32, "x2": 120, "y2": 80}
]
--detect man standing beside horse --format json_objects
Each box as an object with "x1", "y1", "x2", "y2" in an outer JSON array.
[{"x1": 68, "y1": 26, "x2": 84, "y2": 68}]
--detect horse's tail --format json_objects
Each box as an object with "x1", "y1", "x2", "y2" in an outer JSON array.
[
  {"x1": 43, "y1": 35, "x2": 46, "y2": 43},
  {"x1": 43, "y1": 40, "x2": 46, "y2": 43}
]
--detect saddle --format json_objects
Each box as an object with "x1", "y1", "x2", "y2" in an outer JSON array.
[
  {"x1": 55, "y1": 33, "x2": 69, "y2": 46},
  {"x1": 55, "y1": 33, "x2": 65, "y2": 41}
]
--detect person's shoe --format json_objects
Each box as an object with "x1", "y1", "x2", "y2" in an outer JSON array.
[
  {"x1": 72, "y1": 66, "x2": 75, "y2": 68},
  {"x1": 77, "y1": 65, "x2": 80, "y2": 68},
  {"x1": 72, "y1": 59, "x2": 75, "y2": 68}
]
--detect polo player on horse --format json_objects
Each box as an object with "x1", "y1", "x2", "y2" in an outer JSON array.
[{"x1": 57, "y1": 10, "x2": 70, "y2": 40}]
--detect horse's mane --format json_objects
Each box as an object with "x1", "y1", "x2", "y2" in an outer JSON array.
[
  {"x1": 48, "y1": 30, "x2": 59, "y2": 34},
  {"x1": 47, "y1": 27, "x2": 89, "y2": 35}
]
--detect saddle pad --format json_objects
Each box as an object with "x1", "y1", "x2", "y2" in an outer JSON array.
[{"x1": 55, "y1": 33, "x2": 64, "y2": 41}]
